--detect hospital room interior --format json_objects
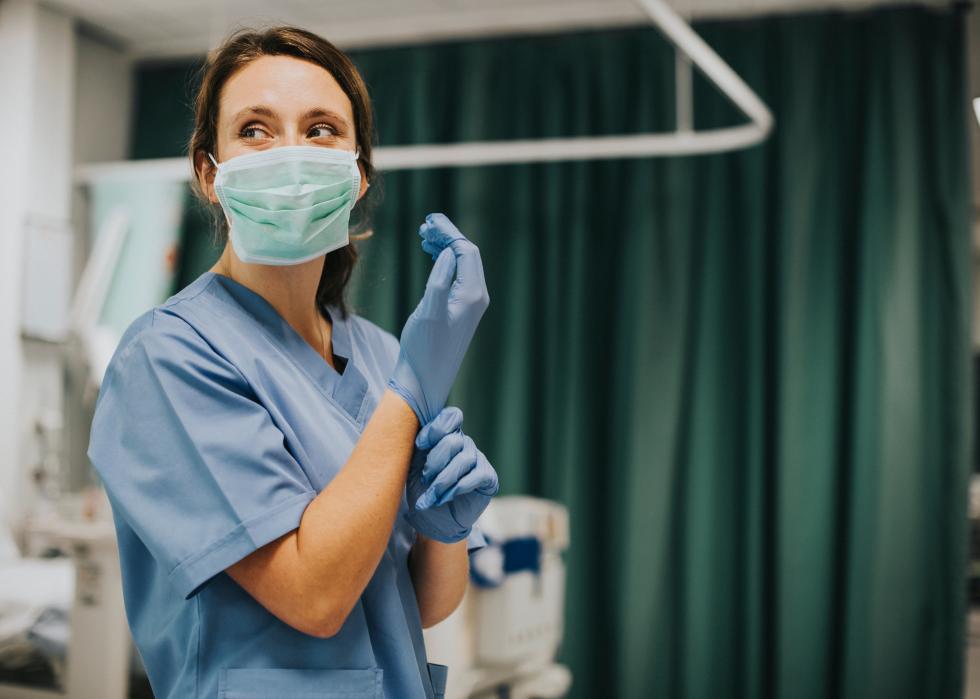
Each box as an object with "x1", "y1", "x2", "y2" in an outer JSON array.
[{"x1": 1, "y1": 0, "x2": 980, "y2": 697}]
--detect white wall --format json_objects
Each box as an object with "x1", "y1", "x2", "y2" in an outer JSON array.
[
  {"x1": 0, "y1": 0, "x2": 132, "y2": 534},
  {"x1": 73, "y1": 25, "x2": 132, "y2": 166},
  {"x1": 71, "y1": 25, "x2": 133, "y2": 318},
  {"x1": 969, "y1": 6, "x2": 980, "y2": 349},
  {"x1": 0, "y1": 0, "x2": 73, "y2": 531},
  {"x1": 64, "y1": 26, "x2": 134, "y2": 496},
  {"x1": 0, "y1": 0, "x2": 31, "y2": 530}
]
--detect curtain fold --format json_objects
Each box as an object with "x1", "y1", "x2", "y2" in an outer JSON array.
[
  {"x1": 164, "y1": 7, "x2": 972, "y2": 697},
  {"x1": 347, "y1": 9, "x2": 973, "y2": 697}
]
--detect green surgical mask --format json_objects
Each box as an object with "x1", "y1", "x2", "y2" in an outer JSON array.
[{"x1": 209, "y1": 145, "x2": 363, "y2": 266}]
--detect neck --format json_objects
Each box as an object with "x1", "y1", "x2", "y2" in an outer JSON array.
[{"x1": 210, "y1": 245, "x2": 332, "y2": 358}]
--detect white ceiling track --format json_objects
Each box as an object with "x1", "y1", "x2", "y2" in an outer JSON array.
[{"x1": 74, "y1": 0, "x2": 773, "y2": 184}]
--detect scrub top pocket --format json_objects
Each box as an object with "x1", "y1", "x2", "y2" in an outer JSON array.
[{"x1": 218, "y1": 667, "x2": 384, "y2": 699}]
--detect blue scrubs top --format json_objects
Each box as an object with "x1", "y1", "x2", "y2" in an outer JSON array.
[{"x1": 87, "y1": 270, "x2": 483, "y2": 699}]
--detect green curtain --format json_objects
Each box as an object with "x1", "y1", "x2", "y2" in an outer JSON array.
[{"x1": 137, "y1": 6, "x2": 973, "y2": 697}]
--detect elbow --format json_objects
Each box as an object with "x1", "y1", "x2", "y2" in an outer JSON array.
[
  {"x1": 294, "y1": 564, "x2": 366, "y2": 638},
  {"x1": 310, "y1": 616, "x2": 343, "y2": 639},
  {"x1": 307, "y1": 597, "x2": 354, "y2": 639},
  {"x1": 419, "y1": 612, "x2": 442, "y2": 630},
  {"x1": 419, "y1": 589, "x2": 466, "y2": 629},
  {"x1": 419, "y1": 603, "x2": 456, "y2": 629}
]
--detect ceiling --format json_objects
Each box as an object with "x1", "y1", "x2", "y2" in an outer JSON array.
[{"x1": 47, "y1": 0, "x2": 950, "y2": 59}]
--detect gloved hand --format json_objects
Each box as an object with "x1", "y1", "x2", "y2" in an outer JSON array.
[
  {"x1": 388, "y1": 213, "x2": 489, "y2": 425},
  {"x1": 405, "y1": 406, "x2": 499, "y2": 544}
]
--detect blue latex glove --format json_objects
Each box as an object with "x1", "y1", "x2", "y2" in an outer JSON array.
[
  {"x1": 388, "y1": 213, "x2": 489, "y2": 425},
  {"x1": 405, "y1": 406, "x2": 499, "y2": 544}
]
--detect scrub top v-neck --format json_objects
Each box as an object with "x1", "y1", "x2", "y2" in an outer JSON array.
[{"x1": 87, "y1": 270, "x2": 481, "y2": 699}]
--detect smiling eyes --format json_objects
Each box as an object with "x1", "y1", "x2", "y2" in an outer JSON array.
[{"x1": 239, "y1": 122, "x2": 340, "y2": 141}]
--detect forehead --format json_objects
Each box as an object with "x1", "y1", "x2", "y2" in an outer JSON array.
[{"x1": 219, "y1": 54, "x2": 354, "y2": 125}]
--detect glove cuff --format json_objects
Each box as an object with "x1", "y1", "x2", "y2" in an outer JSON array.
[
  {"x1": 387, "y1": 376, "x2": 428, "y2": 425},
  {"x1": 404, "y1": 510, "x2": 470, "y2": 544}
]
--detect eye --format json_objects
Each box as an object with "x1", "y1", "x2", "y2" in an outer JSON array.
[
  {"x1": 239, "y1": 122, "x2": 270, "y2": 140},
  {"x1": 308, "y1": 122, "x2": 339, "y2": 138}
]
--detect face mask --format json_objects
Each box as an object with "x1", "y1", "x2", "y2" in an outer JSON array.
[{"x1": 209, "y1": 145, "x2": 363, "y2": 266}]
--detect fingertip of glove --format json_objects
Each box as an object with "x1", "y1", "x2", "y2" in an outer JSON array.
[
  {"x1": 430, "y1": 246, "x2": 456, "y2": 276},
  {"x1": 435, "y1": 406, "x2": 463, "y2": 431}
]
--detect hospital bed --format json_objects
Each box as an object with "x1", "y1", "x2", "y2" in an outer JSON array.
[{"x1": 0, "y1": 488, "x2": 137, "y2": 699}]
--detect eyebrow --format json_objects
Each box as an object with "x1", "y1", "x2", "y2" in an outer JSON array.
[{"x1": 231, "y1": 105, "x2": 351, "y2": 130}]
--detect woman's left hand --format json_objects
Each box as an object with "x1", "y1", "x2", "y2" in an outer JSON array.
[{"x1": 405, "y1": 407, "x2": 498, "y2": 543}]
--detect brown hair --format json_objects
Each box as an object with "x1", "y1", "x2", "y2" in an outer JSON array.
[{"x1": 188, "y1": 26, "x2": 381, "y2": 317}]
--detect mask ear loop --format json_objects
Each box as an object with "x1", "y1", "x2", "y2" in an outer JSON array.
[
  {"x1": 349, "y1": 146, "x2": 374, "y2": 240},
  {"x1": 206, "y1": 152, "x2": 229, "y2": 226},
  {"x1": 353, "y1": 149, "x2": 370, "y2": 191}
]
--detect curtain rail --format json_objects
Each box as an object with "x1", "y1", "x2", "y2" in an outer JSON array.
[{"x1": 74, "y1": 0, "x2": 774, "y2": 184}]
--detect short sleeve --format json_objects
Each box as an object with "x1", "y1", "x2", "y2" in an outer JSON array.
[{"x1": 87, "y1": 311, "x2": 316, "y2": 599}]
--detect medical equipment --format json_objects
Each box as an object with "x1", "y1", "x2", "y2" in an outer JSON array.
[
  {"x1": 406, "y1": 406, "x2": 498, "y2": 544},
  {"x1": 210, "y1": 145, "x2": 362, "y2": 265},
  {"x1": 67, "y1": 207, "x2": 129, "y2": 391},
  {"x1": 389, "y1": 214, "x2": 489, "y2": 425},
  {"x1": 415, "y1": 414, "x2": 497, "y2": 512},
  {"x1": 73, "y1": 0, "x2": 774, "y2": 188},
  {"x1": 69, "y1": 176, "x2": 187, "y2": 390},
  {"x1": 0, "y1": 489, "x2": 134, "y2": 699},
  {"x1": 423, "y1": 496, "x2": 572, "y2": 699}
]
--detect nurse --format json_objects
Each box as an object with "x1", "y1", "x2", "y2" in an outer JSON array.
[{"x1": 86, "y1": 26, "x2": 497, "y2": 699}]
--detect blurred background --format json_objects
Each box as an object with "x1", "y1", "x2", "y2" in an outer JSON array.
[{"x1": 0, "y1": 0, "x2": 978, "y2": 697}]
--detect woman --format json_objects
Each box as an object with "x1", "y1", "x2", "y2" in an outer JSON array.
[{"x1": 86, "y1": 26, "x2": 497, "y2": 699}]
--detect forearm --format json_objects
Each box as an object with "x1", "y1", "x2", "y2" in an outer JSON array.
[
  {"x1": 295, "y1": 390, "x2": 418, "y2": 625},
  {"x1": 408, "y1": 534, "x2": 469, "y2": 628}
]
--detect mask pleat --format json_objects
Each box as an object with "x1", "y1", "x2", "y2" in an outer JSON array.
[
  {"x1": 211, "y1": 146, "x2": 360, "y2": 265},
  {"x1": 221, "y1": 178, "x2": 351, "y2": 211},
  {"x1": 227, "y1": 188, "x2": 351, "y2": 228}
]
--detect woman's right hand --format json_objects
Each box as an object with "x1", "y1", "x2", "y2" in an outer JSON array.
[{"x1": 387, "y1": 213, "x2": 490, "y2": 425}]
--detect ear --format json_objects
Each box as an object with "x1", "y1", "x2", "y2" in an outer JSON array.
[{"x1": 194, "y1": 150, "x2": 219, "y2": 204}]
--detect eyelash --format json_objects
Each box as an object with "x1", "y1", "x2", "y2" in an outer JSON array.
[{"x1": 238, "y1": 122, "x2": 339, "y2": 139}]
